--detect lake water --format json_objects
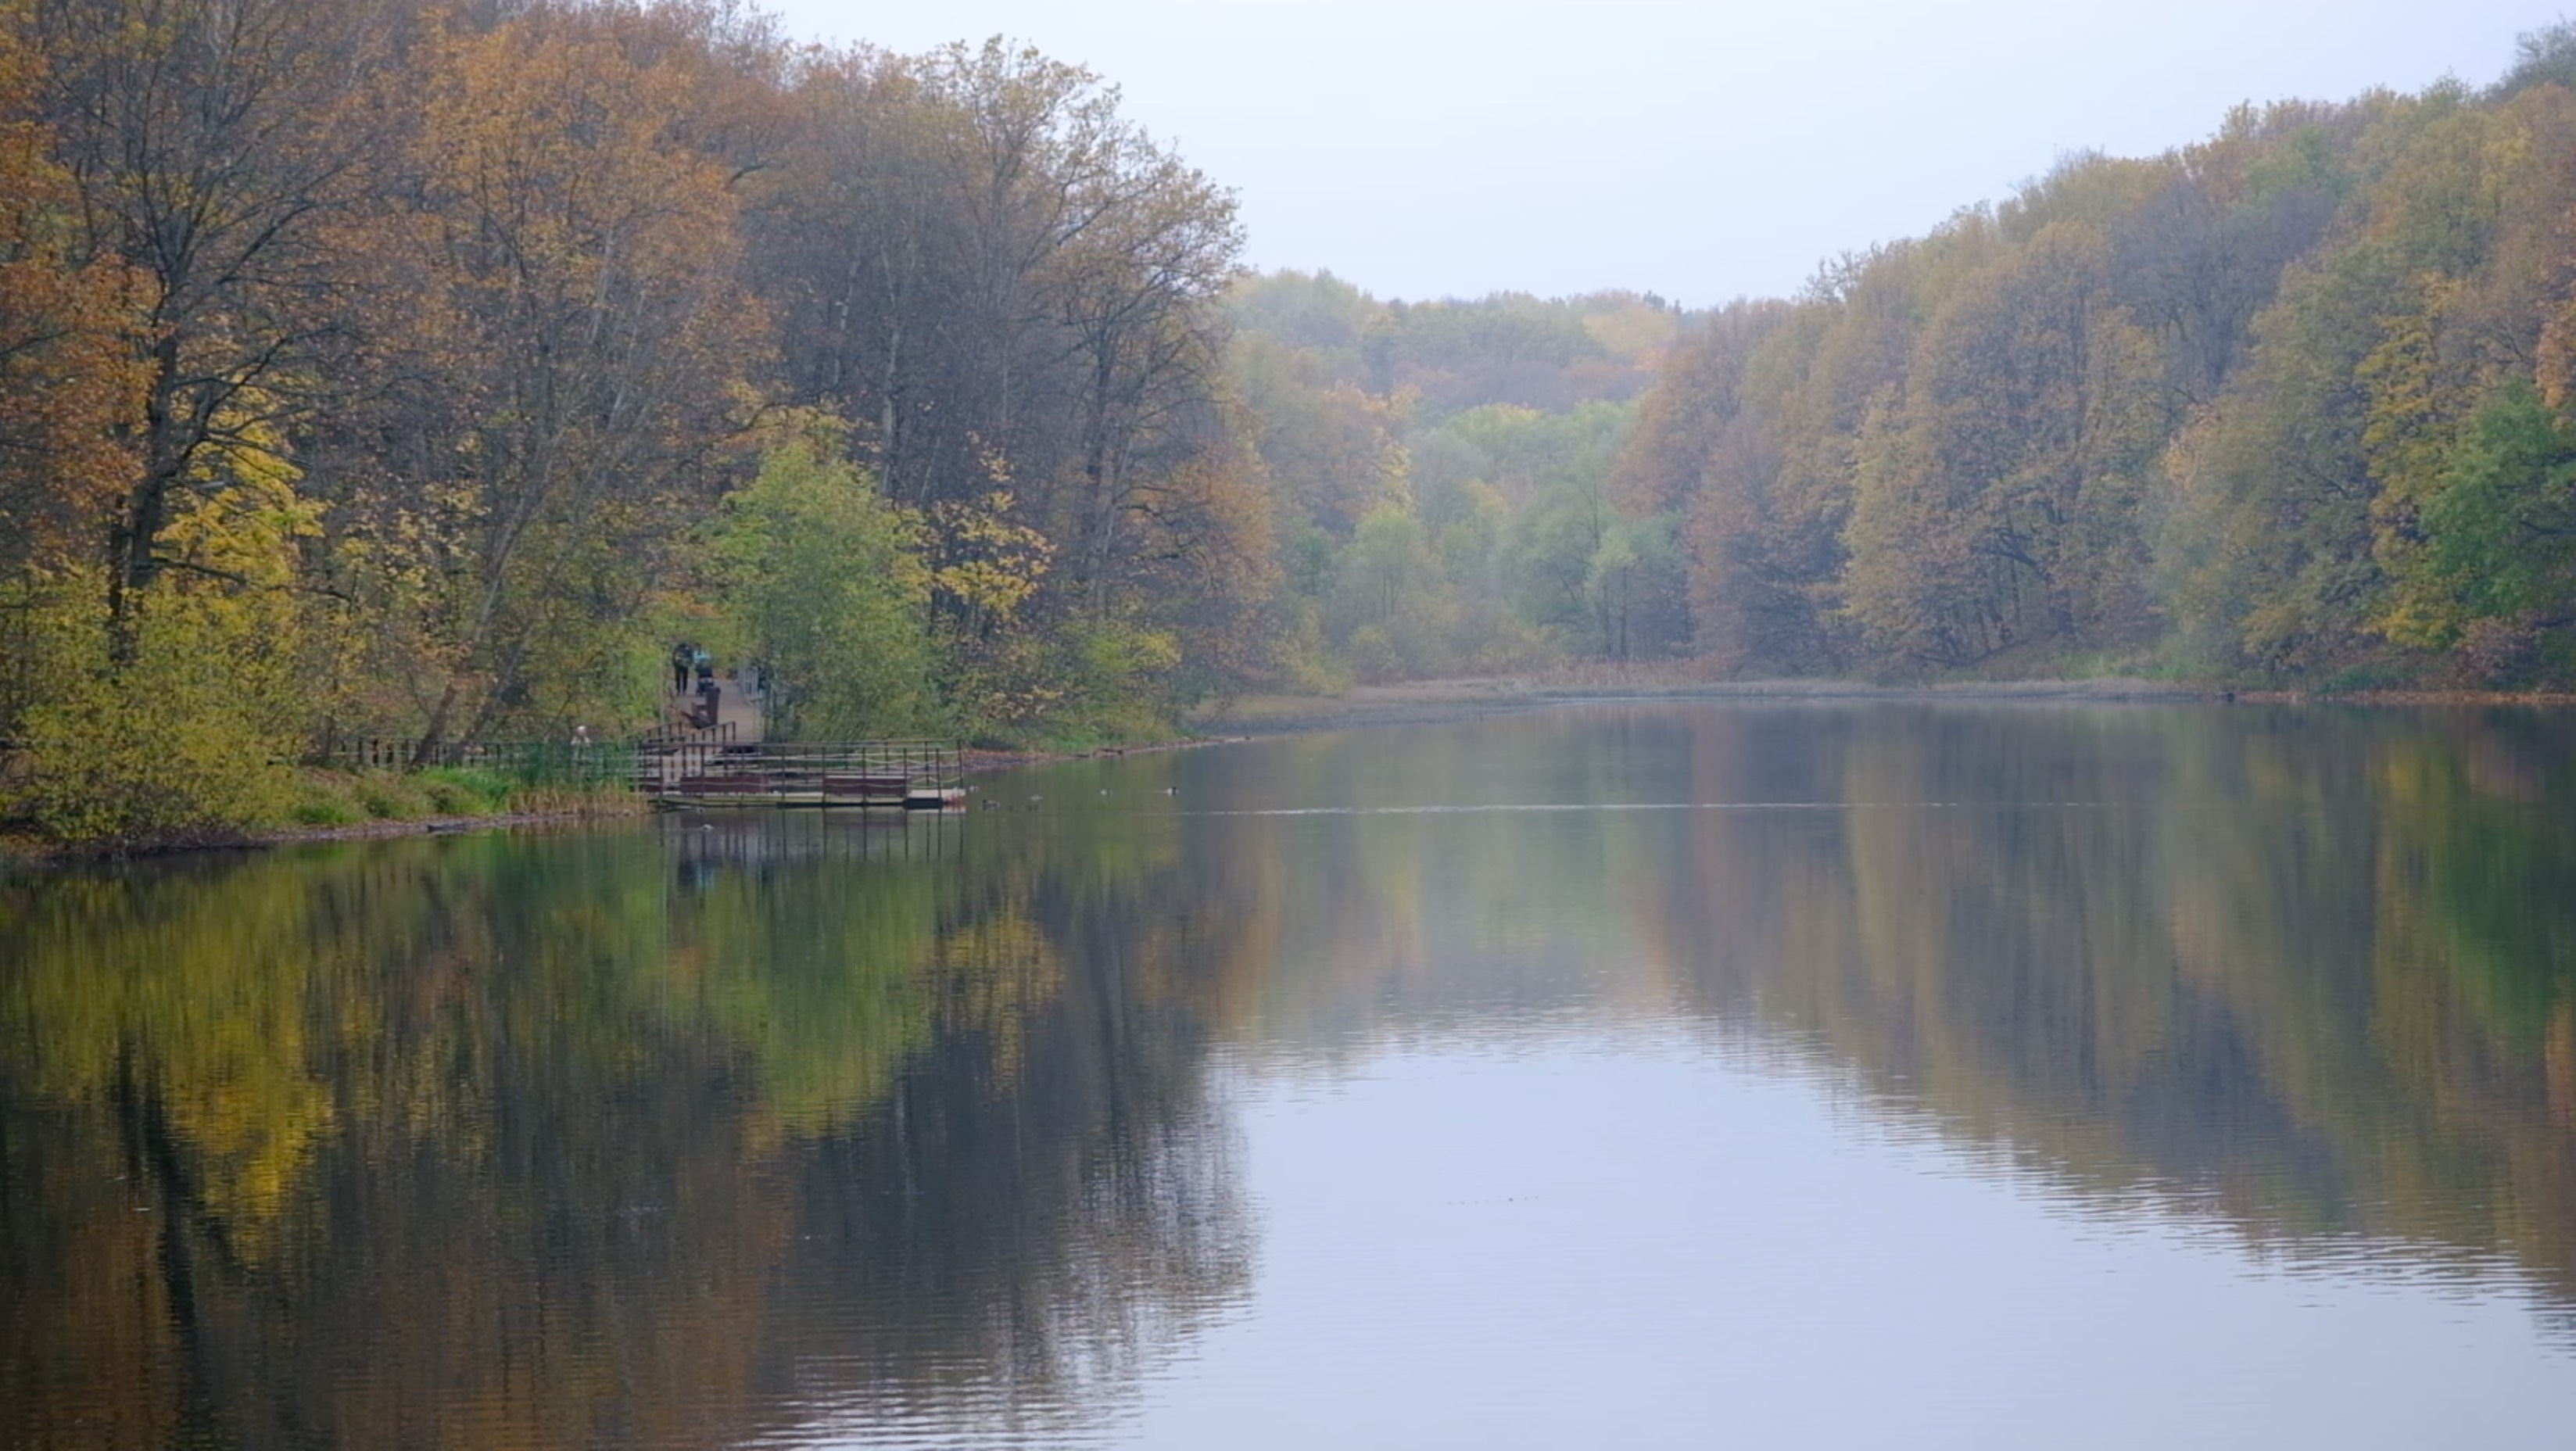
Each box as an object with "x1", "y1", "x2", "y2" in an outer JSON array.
[{"x1": 6, "y1": 701, "x2": 2576, "y2": 1448}]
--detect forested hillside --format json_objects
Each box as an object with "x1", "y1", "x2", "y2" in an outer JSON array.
[
  {"x1": 1624, "y1": 27, "x2": 2576, "y2": 686},
  {"x1": 10, "y1": 0, "x2": 2576, "y2": 846}
]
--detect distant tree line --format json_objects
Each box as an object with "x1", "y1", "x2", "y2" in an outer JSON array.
[
  {"x1": 1225, "y1": 272, "x2": 1689, "y2": 686},
  {"x1": 1624, "y1": 27, "x2": 2576, "y2": 687}
]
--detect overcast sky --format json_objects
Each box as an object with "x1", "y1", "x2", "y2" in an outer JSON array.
[{"x1": 765, "y1": 1, "x2": 2572, "y2": 306}]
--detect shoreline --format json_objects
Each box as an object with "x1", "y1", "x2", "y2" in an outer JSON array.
[
  {"x1": 1194, "y1": 673, "x2": 2198, "y2": 737},
  {"x1": 0, "y1": 800, "x2": 652, "y2": 868},
  {"x1": 13, "y1": 676, "x2": 2573, "y2": 865},
  {"x1": 1191, "y1": 672, "x2": 2576, "y2": 736}
]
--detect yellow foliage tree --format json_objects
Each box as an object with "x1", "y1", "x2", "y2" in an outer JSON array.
[{"x1": 11, "y1": 412, "x2": 322, "y2": 844}]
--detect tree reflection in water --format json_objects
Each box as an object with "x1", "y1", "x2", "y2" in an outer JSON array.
[
  {"x1": 0, "y1": 811, "x2": 1252, "y2": 1449},
  {"x1": 6, "y1": 704, "x2": 2576, "y2": 1447}
]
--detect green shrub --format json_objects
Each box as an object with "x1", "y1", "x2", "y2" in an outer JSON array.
[
  {"x1": 418, "y1": 766, "x2": 512, "y2": 815},
  {"x1": 13, "y1": 602, "x2": 294, "y2": 847},
  {"x1": 504, "y1": 781, "x2": 647, "y2": 817},
  {"x1": 351, "y1": 772, "x2": 432, "y2": 819},
  {"x1": 281, "y1": 770, "x2": 357, "y2": 826},
  {"x1": 1346, "y1": 624, "x2": 1403, "y2": 684}
]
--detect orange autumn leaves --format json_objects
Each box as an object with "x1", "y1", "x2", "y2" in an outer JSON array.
[
  {"x1": 0, "y1": 2, "x2": 145, "y2": 578},
  {"x1": 0, "y1": 2, "x2": 1270, "y2": 842}
]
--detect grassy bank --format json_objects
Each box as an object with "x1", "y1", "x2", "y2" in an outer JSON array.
[
  {"x1": 277, "y1": 766, "x2": 647, "y2": 834},
  {"x1": 1, "y1": 764, "x2": 648, "y2": 863}
]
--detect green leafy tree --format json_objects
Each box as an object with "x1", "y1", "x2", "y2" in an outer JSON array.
[
  {"x1": 2379, "y1": 383, "x2": 2576, "y2": 676},
  {"x1": 714, "y1": 428, "x2": 937, "y2": 739}
]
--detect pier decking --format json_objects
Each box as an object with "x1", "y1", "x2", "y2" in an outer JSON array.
[{"x1": 641, "y1": 739, "x2": 966, "y2": 810}]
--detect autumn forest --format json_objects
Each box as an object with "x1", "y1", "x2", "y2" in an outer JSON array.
[{"x1": 11, "y1": 0, "x2": 2576, "y2": 845}]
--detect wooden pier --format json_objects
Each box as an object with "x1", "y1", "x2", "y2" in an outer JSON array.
[
  {"x1": 640, "y1": 738, "x2": 966, "y2": 810},
  {"x1": 324, "y1": 721, "x2": 966, "y2": 813}
]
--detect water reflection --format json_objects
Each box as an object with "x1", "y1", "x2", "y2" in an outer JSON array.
[
  {"x1": 5, "y1": 702, "x2": 2576, "y2": 1447},
  {"x1": 1, "y1": 814, "x2": 1249, "y2": 1449},
  {"x1": 1191, "y1": 707, "x2": 2576, "y2": 1303}
]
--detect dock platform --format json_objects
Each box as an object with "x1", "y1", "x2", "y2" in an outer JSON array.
[{"x1": 641, "y1": 739, "x2": 966, "y2": 810}]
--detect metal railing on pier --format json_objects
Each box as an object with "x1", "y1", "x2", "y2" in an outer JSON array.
[
  {"x1": 321, "y1": 728, "x2": 963, "y2": 811},
  {"x1": 324, "y1": 736, "x2": 644, "y2": 784},
  {"x1": 641, "y1": 738, "x2": 966, "y2": 809}
]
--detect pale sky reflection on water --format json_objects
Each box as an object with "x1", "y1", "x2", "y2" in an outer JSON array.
[{"x1": 1121, "y1": 1036, "x2": 2576, "y2": 1451}]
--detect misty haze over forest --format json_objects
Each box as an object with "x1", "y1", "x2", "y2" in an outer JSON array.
[{"x1": 772, "y1": 0, "x2": 2576, "y2": 303}]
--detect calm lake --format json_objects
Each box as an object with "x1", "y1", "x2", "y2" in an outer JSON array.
[{"x1": 7, "y1": 701, "x2": 2576, "y2": 1448}]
